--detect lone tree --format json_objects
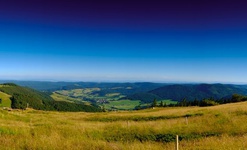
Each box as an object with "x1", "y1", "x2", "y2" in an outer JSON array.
[
  {"x1": 0, "y1": 98, "x2": 2, "y2": 104},
  {"x1": 152, "y1": 98, "x2": 157, "y2": 107},
  {"x1": 159, "y1": 101, "x2": 164, "y2": 107}
]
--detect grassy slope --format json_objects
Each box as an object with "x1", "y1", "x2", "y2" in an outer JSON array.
[
  {"x1": 0, "y1": 91, "x2": 11, "y2": 107},
  {"x1": 0, "y1": 102, "x2": 246, "y2": 149}
]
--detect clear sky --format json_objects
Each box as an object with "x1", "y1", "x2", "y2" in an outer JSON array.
[{"x1": 0, "y1": 0, "x2": 247, "y2": 83}]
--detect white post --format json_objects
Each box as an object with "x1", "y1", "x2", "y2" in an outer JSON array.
[
  {"x1": 185, "y1": 116, "x2": 188, "y2": 125},
  {"x1": 175, "y1": 135, "x2": 179, "y2": 150}
]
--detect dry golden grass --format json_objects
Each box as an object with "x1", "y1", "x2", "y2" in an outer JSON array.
[{"x1": 0, "y1": 102, "x2": 247, "y2": 149}]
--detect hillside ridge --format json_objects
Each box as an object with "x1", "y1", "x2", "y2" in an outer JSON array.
[{"x1": 127, "y1": 83, "x2": 247, "y2": 102}]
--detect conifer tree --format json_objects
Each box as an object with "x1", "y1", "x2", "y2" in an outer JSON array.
[
  {"x1": 152, "y1": 98, "x2": 157, "y2": 107},
  {"x1": 159, "y1": 101, "x2": 164, "y2": 107}
]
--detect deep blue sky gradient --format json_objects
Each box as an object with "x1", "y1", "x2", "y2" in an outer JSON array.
[{"x1": 0, "y1": 0, "x2": 247, "y2": 83}]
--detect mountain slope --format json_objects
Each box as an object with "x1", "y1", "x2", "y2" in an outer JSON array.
[
  {"x1": 150, "y1": 84, "x2": 247, "y2": 101},
  {"x1": 0, "y1": 83, "x2": 102, "y2": 112},
  {"x1": 127, "y1": 84, "x2": 247, "y2": 102}
]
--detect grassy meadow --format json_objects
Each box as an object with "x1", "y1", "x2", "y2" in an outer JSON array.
[{"x1": 0, "y1": 102, "x2": 247, "y2": 149}]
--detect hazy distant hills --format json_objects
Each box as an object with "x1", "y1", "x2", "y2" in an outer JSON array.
[
  {"x1": 0, "y1": 80, "x2": 167, "y2": 94},
  {"x1": 0, "y1": 81, "x2": 73, "y2": 91},
  {"x1": 126, "y1": 84, "x2": 247, "y2": 102}
]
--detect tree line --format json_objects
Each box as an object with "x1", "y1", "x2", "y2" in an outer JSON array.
[
  {"x1": 135, "y1": 94, "x2": 247, "y2": 110},
  {"x1": 176, "y1": 94, "x2": 247, "y2": 107}
]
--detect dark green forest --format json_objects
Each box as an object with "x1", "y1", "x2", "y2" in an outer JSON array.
[
  {"x1": 176, "y1": 94, "x2": 247, "y2": 107},
  {"x1": 127, "y1": 84, "x2": 247, "y2": 102},
  {"x1": 144, "y1": 94, "x2": 247, "y2": 109}
]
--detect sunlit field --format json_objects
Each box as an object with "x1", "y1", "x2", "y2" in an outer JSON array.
[
  {"x1": 0, "y1": 102, "x2": 246, "y2": 150},
  {"x1": 0, "y1": 91, "x2": 11, "y2": 107}
]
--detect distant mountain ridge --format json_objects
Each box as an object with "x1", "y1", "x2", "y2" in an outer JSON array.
[
  {"x1": 0, "y1": 80, "x2": 167, "y2": 94},
  {"x1": 127, "y1": 84, "x2": 247, "y2": 102}
]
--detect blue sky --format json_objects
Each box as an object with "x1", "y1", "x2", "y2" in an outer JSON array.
[{"x1": 0, "y1": 0, "x2": 247, "y2": 83}]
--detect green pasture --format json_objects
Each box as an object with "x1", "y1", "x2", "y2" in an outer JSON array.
[{"x1": 0, "y1": 91, "x2": 11, "y2": 107}]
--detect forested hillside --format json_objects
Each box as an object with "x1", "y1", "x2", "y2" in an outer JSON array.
[
  {"x1": 0, "y1": 83, "x2": 102, "y2": 112},
  {"x1": 127, "y1": 84, "x2": 247, "y2": 102}
]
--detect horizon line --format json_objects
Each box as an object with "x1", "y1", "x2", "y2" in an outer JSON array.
[{"x1": 0, "y1": 79, "x2": 247, "y2": 85}]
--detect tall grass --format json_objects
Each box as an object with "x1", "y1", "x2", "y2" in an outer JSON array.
[{"x1": 0, "y1": 102, "x2": 247, "y2": 149}]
